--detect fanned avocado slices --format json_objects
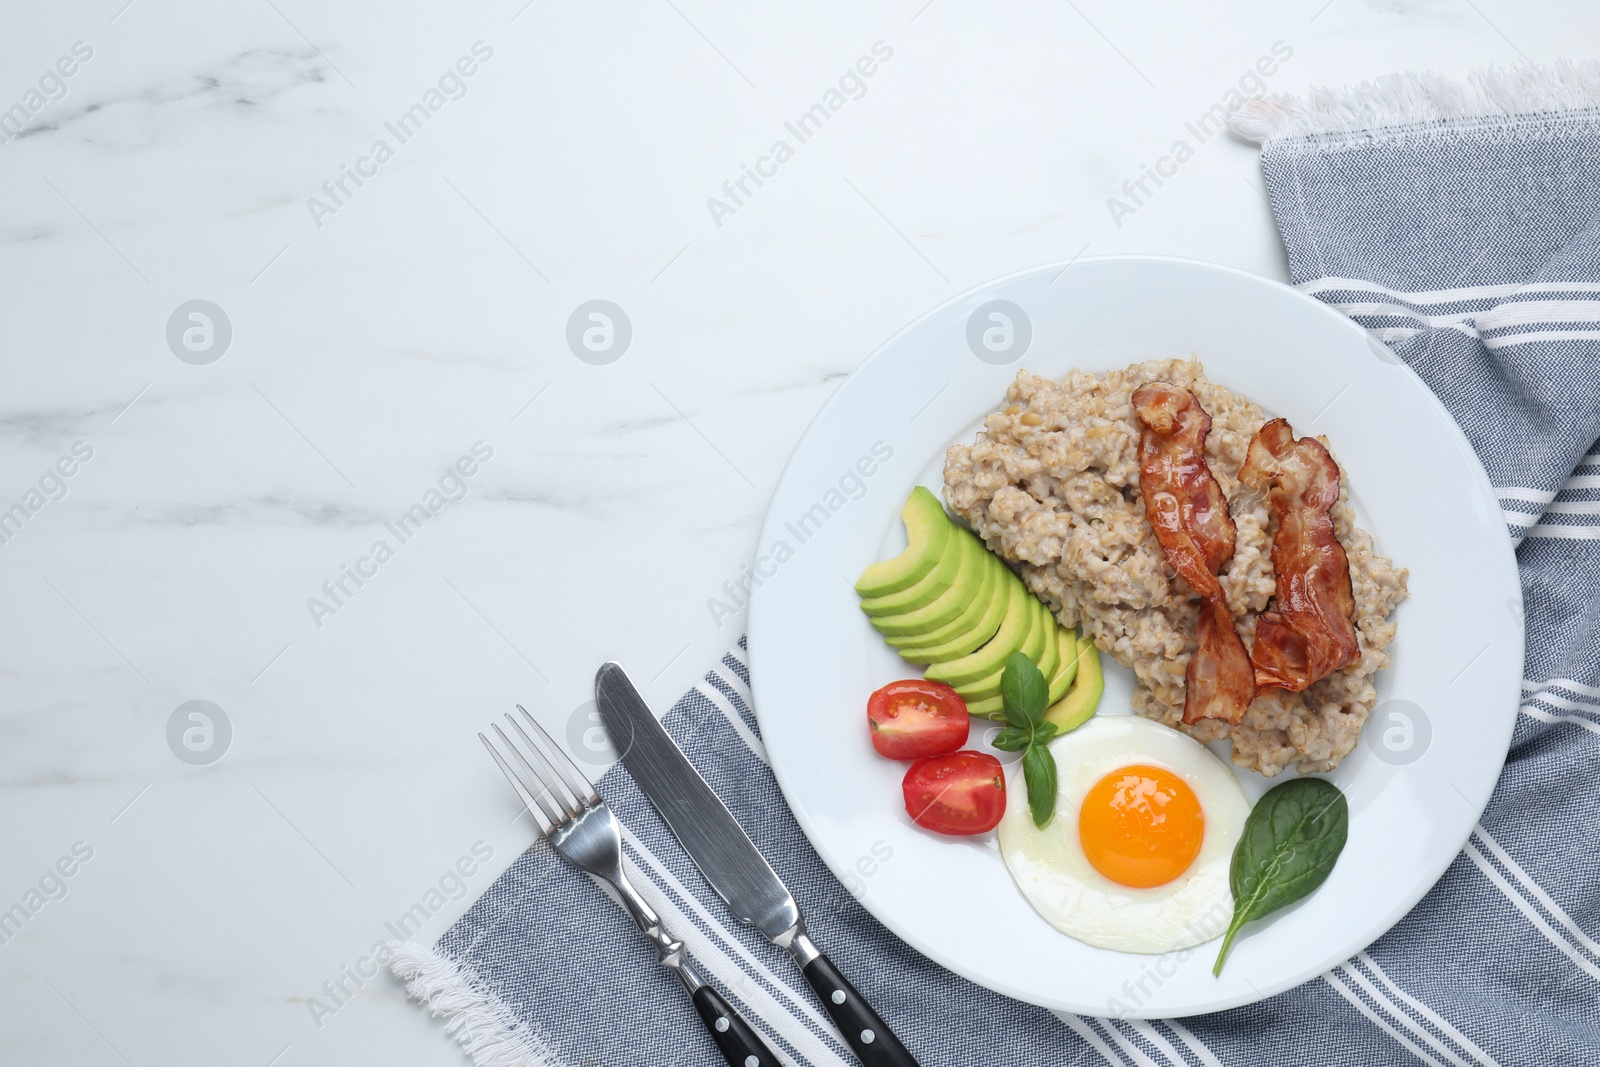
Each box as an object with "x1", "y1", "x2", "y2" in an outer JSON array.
[{"x1": 856, "y1": 488, "x2": 1105, "y2": 733}]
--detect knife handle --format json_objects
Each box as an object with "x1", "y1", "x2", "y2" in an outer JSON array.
[
  {"x1": 692, "y1": 983, "x2": 780, "y2": 1067},
  {"x1": 802, "y1": 950, "x2": 920, "y2": 1067}
]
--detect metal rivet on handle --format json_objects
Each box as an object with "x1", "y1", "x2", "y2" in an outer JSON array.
[
  {"x1": 861, "y1": 1030, "x2": 875, "y2": 1044},
  {"x1": 745, "y1": 1058, "x2": 759, "y2": 1067},
  {"x1": 715, "y1": 1017, "x2": 729, "y2": 1032},
  {"x1": 831, "y1": 990, "x2": 846, "y2": 1004}
]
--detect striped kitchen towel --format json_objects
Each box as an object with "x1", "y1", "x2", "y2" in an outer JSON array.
[{"x1": 391, "y1": 62, "x2": 1600, "y2": 1067}]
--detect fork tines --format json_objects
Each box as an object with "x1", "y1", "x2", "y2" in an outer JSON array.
[{"x1": 480, "y1": 704, "x2": 601, "y2": 834}]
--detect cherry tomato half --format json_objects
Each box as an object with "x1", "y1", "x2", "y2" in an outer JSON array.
[
  {"x1": 866, "y1": 679, "x2": 970, "y2": 760},
  {"x1": 901, "y1": 751, "x2": 1006, "y2": 836}
]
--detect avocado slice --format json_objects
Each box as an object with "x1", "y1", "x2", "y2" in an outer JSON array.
[
  {"x1": 860, "y1": 522, "x2": 968, "y2": 616},
  {"x1": 961, "y1": 619, "x2": 1072, "y2": 720},
  {"x1": 1035, "y1": 609, "x2": 1062, "y2": 683},
  {"x1": 954, "y1": 671, "x2": 1001, "y2": 704},
  {"x1": 868, "y1": 534, "x2": 985, "y2": 638},
  {"x1": 854, "y1": 487, "x2": 950, "y2": 598},
  {"x1": 891, "y1": 554, "x2": 1005, "y2": 662},
  {"x1": 965, "y1": 693, "x2": 1004, "y2": 720},
  {"x1": 1044, "y1": 640, "x2": 1103, "y2": 733},
  {"x1": 1046, "y1": 628, "x2": 1080, "y2": 703},
  {"x1": 1021, "y1": 598, "x2": 1051, "y2": 664},
  {"x1": 884, "y1": 552, "x2": 995, "y2": 647},
  {"x1": 925, "y1": 578, "x2": 1033, "y2": 689},
  {"x1": 954, "y1": 596, "x2": 1051, "y2": 703}
]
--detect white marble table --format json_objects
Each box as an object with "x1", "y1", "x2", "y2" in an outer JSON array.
[{"x1": 0, "y1": 1, "x2": 1584, "y2": 1063}]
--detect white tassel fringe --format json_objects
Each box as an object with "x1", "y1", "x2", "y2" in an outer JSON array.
[
  {"x1": 1230, "y1": 59, "x2": 1600, "y2": 143},
  {"x1": 389, "y1": 941, "x2": 570, "y2": 1067}
]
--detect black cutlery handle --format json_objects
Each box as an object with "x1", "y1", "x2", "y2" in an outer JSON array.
[
  {"x1": 802, "y1": 950, "x2": 920, "y2": 1067},
  {"x1": 692, "y1": 983, "x2": 779, "y2": 1067}
]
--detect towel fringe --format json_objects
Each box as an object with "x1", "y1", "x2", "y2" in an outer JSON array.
[
  {"x1": 388, "y1": 941, "x2": 570, "y2": 1067},
  {"x1": 1229, "y1": 60, "x2": 1600, "y2": 143}
]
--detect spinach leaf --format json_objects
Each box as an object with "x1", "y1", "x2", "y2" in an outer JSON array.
[
  {"x1": 999, "y1": 654, "x2": 1059, "y2": 828},
  {"x1": 1213, "y1": 777, "x2": 1349, "y2": 976},
  {"x1": 1023, "y1": 743, "x2": 1058, "y2": 829}
]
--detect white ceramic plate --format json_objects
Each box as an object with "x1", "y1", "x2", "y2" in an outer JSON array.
[{"x1": 747, "y1": 256, "x2": 1523, "y2": 1018}]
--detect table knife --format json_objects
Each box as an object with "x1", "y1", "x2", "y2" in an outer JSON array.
[{"x1": 596, "y1": 661, "x2": 920, "y2": 1067}]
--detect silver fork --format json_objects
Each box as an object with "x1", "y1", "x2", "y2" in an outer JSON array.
[{"x1": 481, "y1": 706, "x2": 779, "y2": 1067}]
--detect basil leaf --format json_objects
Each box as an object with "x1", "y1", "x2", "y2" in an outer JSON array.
[
  {"x1": 1023, "y1": 743, "x2": 1058, "y2": 829},
  {"x1": 1002, "y1": 653, "x2": 1049, "y2": 728},
  {"x1": 1213, "y1": 777, "x2": 1348, "y2": 976},
  {"x1": 989, "y1": 726, "x2": 1030, "y2": 752}
]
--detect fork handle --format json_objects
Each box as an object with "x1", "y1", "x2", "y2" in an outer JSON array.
[
  {"x1": 612, "y1": 875, "x2": 777, "y2": 1066},
  {"x1": 692, "y1": 983, "x2": 779, "y2": 1067}
]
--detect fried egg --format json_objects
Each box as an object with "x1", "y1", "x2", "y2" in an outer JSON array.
[{"x1": 997, "y1": 715, "x2": 1249, "y2": 953}]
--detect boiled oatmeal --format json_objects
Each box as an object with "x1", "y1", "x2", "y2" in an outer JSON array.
[{"x1": 944, "y1": 359, "x2": 1408, "y2": 777}]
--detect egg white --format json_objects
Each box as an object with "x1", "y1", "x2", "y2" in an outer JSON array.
[{"x1": 997, "y1": 715, "x2": 1249, "y2": 954}]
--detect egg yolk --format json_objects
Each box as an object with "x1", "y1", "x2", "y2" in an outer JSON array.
[{"x1": 1078, "y1": 764, "x2": 1205, "y2": 888}]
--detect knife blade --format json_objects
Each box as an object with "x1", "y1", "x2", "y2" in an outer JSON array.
[
  {"x1": 595, "y1": 660, "x2": 799, "y2": 942},
  {"x1": 595, "y1": 661, "x2": 920, "y2": 1067}
]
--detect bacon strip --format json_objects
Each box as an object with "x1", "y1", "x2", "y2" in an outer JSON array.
[
  {"x1": 1239, "y1": 418, "x2": 1359, "y2": 691},
  {"x1": 1132, "y1": 383, "x2": 1256, "y2": 725}
]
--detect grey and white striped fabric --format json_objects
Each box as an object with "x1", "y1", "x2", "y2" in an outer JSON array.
[{"x1": 395, "y1": 65, "x2": 1600, "y2": 1067}]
